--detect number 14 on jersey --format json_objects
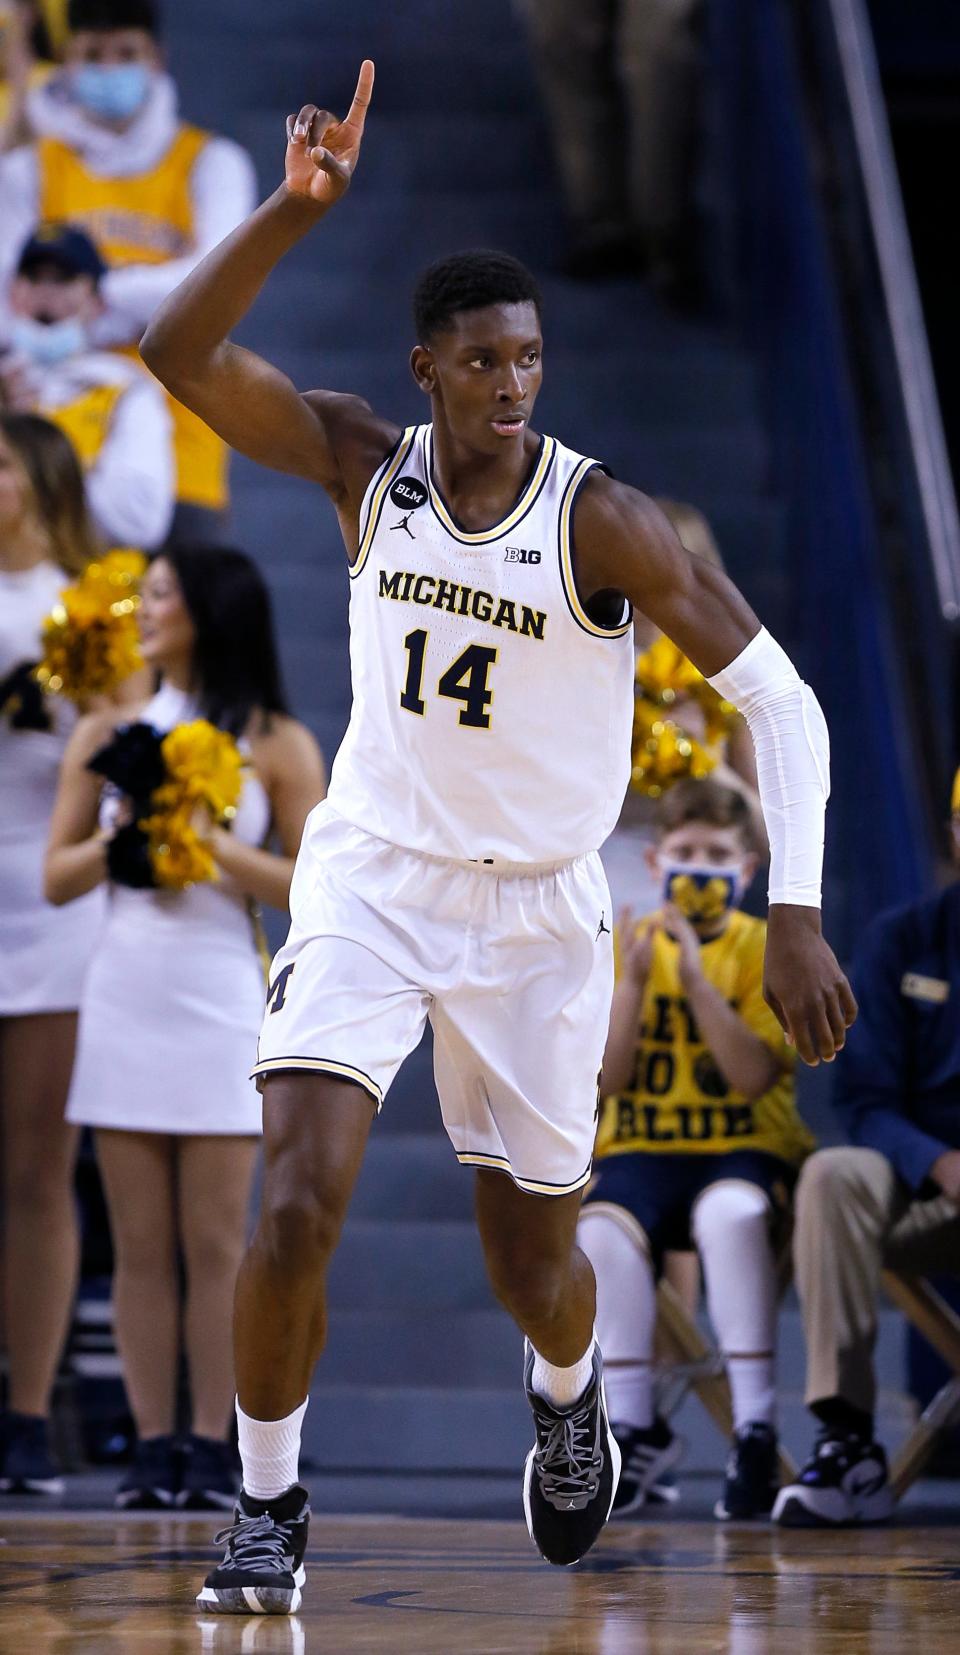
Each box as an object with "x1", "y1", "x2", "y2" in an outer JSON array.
[{"x1": 400, "y1": 629, "x2": 498, "y2": 730}]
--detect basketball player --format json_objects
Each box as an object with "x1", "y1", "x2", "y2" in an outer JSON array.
[{"x1": 141, "y1": 62, "x2": 856, "y2": 1613}]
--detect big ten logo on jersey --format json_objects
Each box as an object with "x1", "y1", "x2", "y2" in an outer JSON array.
[
  {"x1": 504, "y1": 545, "x2": 541, "y2": 564},
  {"x1": 266, "y1": 961, "x2": 295, "y2": 1015}
]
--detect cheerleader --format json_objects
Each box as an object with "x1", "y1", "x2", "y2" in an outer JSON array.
[
  {"x1": 46, "y1": 545, "x2": 326, "y2": 1509},
  {"x1": 0, "y1": 412, "x2": 105, "y2": 1495}
]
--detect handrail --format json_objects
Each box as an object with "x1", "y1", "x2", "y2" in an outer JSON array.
[{"x1": 824, "y1": 0, "x2": 960, "y2": 623}]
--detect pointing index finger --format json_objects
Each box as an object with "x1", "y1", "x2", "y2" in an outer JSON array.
[{"x1": 343, "y1": 58, "x2": 375, "y2": 132}]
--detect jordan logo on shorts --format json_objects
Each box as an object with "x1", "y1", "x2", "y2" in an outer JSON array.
[{"x1": 596, "y1": 912, "x2": 611, "y2": 941}]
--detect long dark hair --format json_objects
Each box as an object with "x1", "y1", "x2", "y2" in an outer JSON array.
[
  {"x1": 1, "y1": 412, "x2": 100, "y2": 576},
  {"x1": 155, "y1": 545, "x2": 290, "y2": 737}
]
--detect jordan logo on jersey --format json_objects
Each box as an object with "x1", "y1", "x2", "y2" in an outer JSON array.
[{"x1": 391, "y1": 512, "x2": 416, "y2": 539}]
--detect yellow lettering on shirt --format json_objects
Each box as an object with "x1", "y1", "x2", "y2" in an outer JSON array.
[{"x1": 594, "y1": 909, "x2": 812, "y2": 1165}]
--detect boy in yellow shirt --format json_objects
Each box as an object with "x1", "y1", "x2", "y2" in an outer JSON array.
[{"x1": 579, "y1": 778, "x2": 812, "y2": 1520}]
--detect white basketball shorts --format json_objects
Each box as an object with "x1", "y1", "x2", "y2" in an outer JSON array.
[{"x1": 252, "y1": 803, "x2": 615, "y2": 1197}]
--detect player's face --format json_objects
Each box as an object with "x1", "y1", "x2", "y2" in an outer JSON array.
[
  {"x1": 138, "y1": 557, "x2": 196, "y2": 670},
  {"x1": 413, "y1": 302, "x2": 543, "y2": 453}
]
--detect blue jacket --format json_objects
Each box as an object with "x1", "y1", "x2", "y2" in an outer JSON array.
[{"x1": 833, "y1": 883, "x2": 960, "y2": 1191}]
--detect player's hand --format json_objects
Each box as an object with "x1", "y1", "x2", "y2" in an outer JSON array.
[
  {"x1": 617, "y1": 905, "x2": 657, "y2": 986},
  {"x1": 930, "y1": 1150, "x2": 960, "y2": 1205},
  {"x1": 284, "y1": 60, "x2": 374, "y2": 209},
  {"x1": 663, "y1": 901, "x2": 702, "y2": 985},
  {"x1": 763, "y1": 906, "x2": 858, "y2": 1066}
]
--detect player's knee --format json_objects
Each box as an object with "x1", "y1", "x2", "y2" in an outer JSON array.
[
  {"x1": 486, "y1": 1249, "x2": 568, "y2": 1327},
  {"x1": 259, "y1": 1183, "x2": 343, "y2": 1273}
]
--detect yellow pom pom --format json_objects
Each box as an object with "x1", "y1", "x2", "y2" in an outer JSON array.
[
  {"x1": 35, "y1": 549, "x2": 148, "y2": 703},
  {"x1": 139, "y1": 721, "x2": 245, "y2": 891}
]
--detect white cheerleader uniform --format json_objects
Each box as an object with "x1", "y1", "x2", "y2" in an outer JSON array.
[
  {"x1": 255, "y1": 426, "x2": 636, "y2": 1196},
  {"x1": 66, "y1": 681, "x2": 269, "y2": 1135},
  {"x1": 0, "y1": 560, "x2": 105, "y2": 1017}
]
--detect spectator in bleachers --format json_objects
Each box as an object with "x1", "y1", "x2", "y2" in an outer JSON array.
[
  {"x1": 0, "y1": 410, "x2": 103, "y2": 1496},
  {"x1": 578, "y1": 778, "x2": 807, "y2": 1520},
  {"x1": 44, "y1": 545, "x2": 326, "y2": 1509},
  {"x1": 773, "y1": 768, "x2": 960, "y2": 1528},
  {"x1": 0, "y1": 3, "x2": 54, "y2": 153},
  {"x1": 521, "y1": 0, "x2": 704, "y2": 302},
  {"x1": 2, "y1": 223, "x2": 174, "y2": 548},
  {"x1": 0, "y1": 0, "x2": 256, "y2": 541}
]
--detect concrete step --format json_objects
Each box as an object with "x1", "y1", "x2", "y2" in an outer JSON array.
[{"x1": 327, "y1": 1221, "x2": 490, "y2": 1310}]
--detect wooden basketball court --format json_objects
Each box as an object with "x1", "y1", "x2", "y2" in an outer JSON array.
[{"x1": 5, "y1": 1510, "x2": 960, "y2": 1652}]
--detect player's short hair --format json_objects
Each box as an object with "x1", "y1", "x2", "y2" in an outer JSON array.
[
  {"x1": 657, "y1": 777, "x2": 753, "y2": 842},
  {"x1": 413, "y1": 250, "x2": 542, "y2": 343},
  {"x1": 68, "y1": 0, "x2": 159, "y2": 34}
]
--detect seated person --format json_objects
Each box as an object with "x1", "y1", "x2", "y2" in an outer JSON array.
[
  {"x1": 2, "y1": 222, "x2": 173, "y2": 547},
  {"x1": 774, "y1": 767, "x2": 960, "y2": 1528},
  {"x1": 579, "y1": 778, "x2": 809, "y2": 1519}
]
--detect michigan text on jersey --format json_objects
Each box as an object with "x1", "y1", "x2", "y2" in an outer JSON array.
[{"x1": 378, "y1": 569, "x2": 546, "y2": 640}]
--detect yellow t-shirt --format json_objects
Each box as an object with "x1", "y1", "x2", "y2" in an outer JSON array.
[
  {"x1": 594, "y1": 909, "x2": 812, "y2": 1165},
  {"x1": 36, "y1": 127, "x2": 227, "y2": 510}
]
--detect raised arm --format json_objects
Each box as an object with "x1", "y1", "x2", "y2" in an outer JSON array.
[
  {"x1": 140, "y1": 60, "x2": 397, "y2": 510},
  {"x1": 573, "y1": 474, "x2": 857, "y2": 1066}
]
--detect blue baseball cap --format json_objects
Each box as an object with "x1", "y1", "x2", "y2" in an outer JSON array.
[{"x1": 17, "y1": 224, "x2": 107, "y2": 282}]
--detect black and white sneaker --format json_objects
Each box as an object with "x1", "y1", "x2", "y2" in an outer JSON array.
[
  {"x1": 772, "y1": 1432, "x2": 895, "y2": 1527},
  {"x1": 522, "y1": 1342, "x2": 621, "y2": 1566},
  {"x1": 115, "y1": 1435, "x2": 180, "y2": 1509},
  {"x1": 0, "y1": 1413, "x2": 64, "y2": 1496},
  {"x1": 177, "y1": 1435, "x2": 239, "y2": 1511},
  {"x1": 715, "y1": 1421, "x2": 780, "y2": 1520},
  {"x1": 197, "y1": 1484, "x2": 310, "y2": 1615},
  {"x1": 611, "y1": 1417, "x2": 685, "y2": 1515}
]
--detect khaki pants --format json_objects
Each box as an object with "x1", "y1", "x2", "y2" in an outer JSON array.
[
  {"x1": 794, "y1": 1146, "x2": 960, "y2": 1415},
  {"x1": 522, "y1": 0, "x2": 704, "y2": 244}
]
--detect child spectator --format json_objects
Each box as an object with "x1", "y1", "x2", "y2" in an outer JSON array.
[
  {"x1": 2, "y1": 223, "x2": 173, "y2": 547},
  {"x1": 0, "y1": 0, "x2": 256, "y2": 539},
  {"x1": 579, "y1": 777, "x2": 810, "y2": 1519}
]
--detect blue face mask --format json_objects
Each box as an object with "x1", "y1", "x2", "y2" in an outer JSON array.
[
  {"x1": 10, "y1": 315, "x2": 88, "y2": 367},
  {"x1": 72, "y1": 63, "x2": 151, "y2": 122},
  {"x1": 660, "y1": 860, "x2": 746, "y2": 925}
]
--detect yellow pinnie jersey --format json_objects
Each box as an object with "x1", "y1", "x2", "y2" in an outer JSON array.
[
  {"x1": 37, "y1": 128, "x2": 226, "y2": 511},
  {"x1": 594, "y1": 910, "x2": 813, "y2": 1165}
]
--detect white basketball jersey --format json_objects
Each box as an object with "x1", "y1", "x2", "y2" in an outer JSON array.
[{"x1": 324, "y1": 423, "x2": 635, "y2": 866}]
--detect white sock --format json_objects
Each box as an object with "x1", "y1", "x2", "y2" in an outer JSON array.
[
  {"x1": 236, "y1": 1397, "x2": 308, "y2": 1500},
  {"x1": 726, "y1": 1356, "x2": 777, "y2": 1430},
  {"x1": 530, "y1": 1336, "x2": 596, "y2": 1410},
  {"x1": 578, "y1": 1207, "x2": 657, "y2": 1429},
  {"x1": 692, "y1": 1180, "x2": 779, "y2": 1430}
]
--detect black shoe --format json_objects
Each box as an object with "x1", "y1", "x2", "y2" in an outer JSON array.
[
  {"x1": 522, "y1": 1342, "x2": 621, "y2": 1567},
  {"x1": 177, "y1": 1435, "x2": 239, "y2": 1511},
  {"x1": 611, "y1": 1416, "x2": 685, "y2": 1515},
  {"x1": 196, "y1": 1483, "x2": 310, "y2": 1615},
  {"x1": 715, "y1": 1421, "x2": 780, "y2": 1520},
  {"x1": 772, "y1": 1431, "x2": 894, "y2": 1527},
  {"x1": 0, "y1": 1413, "x2": 64, "y2": 1496},
  {"x1": 115, "y1": 1434, "x2": 180, "y2": 1510}
]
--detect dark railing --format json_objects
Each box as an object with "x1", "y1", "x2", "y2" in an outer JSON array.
[{"x1": 709, "y1": 0, "x2": 938, "y2": 954}]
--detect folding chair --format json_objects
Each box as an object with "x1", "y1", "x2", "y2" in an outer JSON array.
[{"x1": 880, "y1": 1271, "x2": 960, "y2": 1498}]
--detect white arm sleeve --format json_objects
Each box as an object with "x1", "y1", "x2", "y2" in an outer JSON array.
[{"x1": 707, "y1": 626, "x2": 830, "y2": 909}]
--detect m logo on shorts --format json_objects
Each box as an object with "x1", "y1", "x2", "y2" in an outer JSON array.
[{"x1": 266, "y1": 962, "x2": 295, "y2": 1014}]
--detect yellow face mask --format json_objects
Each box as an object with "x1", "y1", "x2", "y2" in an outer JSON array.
[{"x1": 660, "y1": 863, "x2": 745, "y2": 923}]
